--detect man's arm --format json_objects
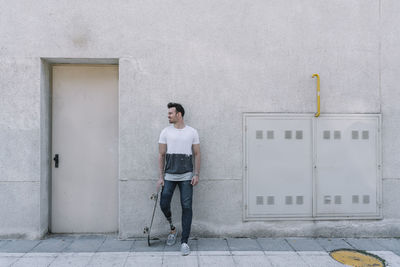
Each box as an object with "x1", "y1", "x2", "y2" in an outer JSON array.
[
  {"x1": 191, "y1": 144, "x2": 201, "y2": 186},
  {"x1": 157, "y1": 143, "x2": 167, "y2": 189}
]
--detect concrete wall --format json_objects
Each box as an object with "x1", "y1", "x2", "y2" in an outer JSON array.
[
  {"x1": 0, "y1": 58, "x2": 41, "y2": 239},
  {"x1": 0, "y1": 0, "x2": 399, "y2": 239}
]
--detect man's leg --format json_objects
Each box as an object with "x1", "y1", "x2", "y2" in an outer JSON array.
[
  {"x1": 160, "y1": 180, "x2": 177, "y2": 230},
  {"x1": 178, "y1": 180, "x2": 193, "y2": 244}
]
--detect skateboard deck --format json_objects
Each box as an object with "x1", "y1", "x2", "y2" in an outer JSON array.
[{"x1": 143, "y1": 189, "x2": 160, "y2": 246}]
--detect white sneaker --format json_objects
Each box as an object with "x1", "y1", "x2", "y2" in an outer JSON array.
[
  {"x1": 166, "y1": 230, "x2": 177, "y2": 246},
  {"x1": 181, "y1": 242, "x2": 190, "y2": 256}
]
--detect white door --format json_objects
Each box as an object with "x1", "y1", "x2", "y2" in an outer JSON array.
[{"x1": 51, "y1": 65, "x2": 118, "y2": 233}]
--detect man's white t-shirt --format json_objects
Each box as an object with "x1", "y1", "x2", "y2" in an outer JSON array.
[{"x1": 159, "y1": 125, "x2": 200, "y2": 181}]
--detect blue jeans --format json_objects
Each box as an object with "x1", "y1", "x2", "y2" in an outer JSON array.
[{"x1": 160, "y1": 180, "x2": 193, "y2": 244}]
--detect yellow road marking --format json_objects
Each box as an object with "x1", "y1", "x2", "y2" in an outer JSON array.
[{"x1": 330, "y1": 249, "x2": 385, "y2": 267}]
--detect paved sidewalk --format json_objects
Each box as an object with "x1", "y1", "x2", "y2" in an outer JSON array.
[{"x1": 1, "y1": 235, "x2": 400, "y2": 266}]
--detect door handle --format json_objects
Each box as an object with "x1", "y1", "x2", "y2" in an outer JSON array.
[{"x1": 53, "y1": 154, "x2": 59, "y2": 168}]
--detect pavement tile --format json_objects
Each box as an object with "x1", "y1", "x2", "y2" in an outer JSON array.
[
  {"x1": 77, "y1": 234, "x2": 108, "y2": 240},
  {"x1": 12, "y1": 255, "x2": 57, "y2": 267},
  {"x1": 298, "y1": 252, "x2": 343, "y2": 267},
  {"x1": 233, "y1": 255, "x2": 273, "y2": 266},
  {"x1": 374, "y1": 238, "x2": 400, "y2": 252},
  {"x1": 63, "y1": 236, "x2": 106, "y2": 252},
  {"x1": 124, "y1": 255, "x2": 162, "y2": 267},
  {"x1": 264, "y1": 251, "x2": 299, "y2": 256},
  {"x1": 266, "y1": 251, "x2": 310, "y2": 267},
  {"x1": 197, "y1": 238, "x2": 229, "y2": 251},
  {"x1": 49, "y1": 253, "x2": 94, "y2": 267},
  {"x1": 297, "y1": 251, "x2": 327, "y2": 255},
  {"x1": 189, "y1": 239, "x2": 198, "y2": 251},
  {"x1": 97, "y1": 239, "x2": 134, "y2": 252},
  {"x1": 59, "y1": 252, "x2": 95, "y2": 256},
  {"x1": 315, "y1": 238, "x2": 353, "y2": 252},
  {"x1": 198, "y1": 255, "x2": 235, "y2": 267},
  {"x1": 197, "y1": 250, "x2": 231, "y2": 256},
  {"x1": 95, "y1": 252, "x2": 129, "y2": 256},
  {"x1": 0, "y1": 253, "x2": 25, "y2": 257},
  {"x1": 0, "y1": 240, "x2": 40, "y2": 253},
  {"x1": 0, "y1": 240, "x2": 9, "y2": 249},
  {"x1": 163, "y1": 251, "x2": 184, "y2": 256},
  {"x1": 47, "y1": 234, "x2": 78, "y2": 240},
  {"x1": 2, "y1": 236, "x2": 400, "y2": 267},
  {"x1": 286, "y1": 238, "x2": 325, "y2": 251},
  {"x1": 370, "y1": 251, "x2": 400, "y2": 267},
  {"x1": 0, "y1": 256, "x2": 20, "y2": 266},
  {"x1": 231, "y1": 250, "x2": 264, "y2": 256},
  {"x1": 226, "y1": 238, "x2": 262, "y2": 251},
  {"x1": 345, "y1": 238, "x2": 387, "y2": 251},
  {"x1": 105, "y1": 234, "x2": 119, "y2": 240},
  {"x1": 31, "y1": 238, "x2": 73, "y2": 253},
  {"x1": 130, "y1": 251, "x2": 164, "y2": 256},
  {"x1": 164, "y1": 241, "x2": 181, "y2": 253},
  {"x1": 24, "y1": 253, "x2": 60, "y2": 257},
  {"x1": 163, "y1": 255, "x2": 199, "y2": 266},
  {"x1": 392, "y1": 250, "x2": 400, "y2": 257},
  {"x1": 86, "y1": 252, "x2": 129, "y2": 267},
  {"x1": 257, "y1": 238, "x2": 294, "y2": 251},
  {"x1": 164, "y1": 247, "x2": 199, "y2": 256},
  {"x1": 133, "y1": 239, "x2": 164, "y2": 252},
  {"x1": 164, "y1": 239, "x2": 197, "y2": 253}
]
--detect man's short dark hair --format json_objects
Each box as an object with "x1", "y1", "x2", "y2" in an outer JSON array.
[{"x1": 167, "y1": 102, "x2": 185, "y2": 117}]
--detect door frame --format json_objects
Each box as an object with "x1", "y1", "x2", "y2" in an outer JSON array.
[{"x1": 40, "y1": 58, "x2": 119, "y2": 236}]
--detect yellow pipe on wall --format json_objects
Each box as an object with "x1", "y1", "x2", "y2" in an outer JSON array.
[{"x1": 312, "y1": 73, "x2": 320, "y2": 117}]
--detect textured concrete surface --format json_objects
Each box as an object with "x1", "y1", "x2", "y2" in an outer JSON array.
[
  {"x1": 315, "y1": 238, "x2": 353, "y2": 251},
  {"x1": 383, "y1": 179, "x2": 400, "y2": 219},
  {"x1": 382, "y1": 0, "x2": 400, "y2": 179},
  {"x1": 0, "y1": 240, "x2": 40, "y2": 253},
  {"x1": 257, "y1": 238, "x2": 293, "y2": 251},
  {"x1": 226, "y1": 238, "x2": 262, "y2": 251},
  {"x1": 1, "y1": 0, "x2": 400, "y2": 239},
  {"x1": 31, "y1": 239, "x2": 73, "y2": 253},
  {"x1": 1, "y1": 235, "x2": 400, "y2": 266},
  {"x1": 0, "y1": 128, "x2": 40, "y2": 182},
  {"x1": 286, "y1": 238, "x2": 325, "y2": 251},
  {"x1": 197, "y1": 238, "x2": 229, "y2": 252},
  {"x1": 0, "y1": 182, "x2": 40, "y2": 239}
]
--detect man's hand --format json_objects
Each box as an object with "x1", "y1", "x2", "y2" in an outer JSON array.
[
  {"x1": 191, "y1": 175, "x2": 199, "y2": 186},
  {"x1": 157, "y1": 177, "x2": 164, "y2": 191}
]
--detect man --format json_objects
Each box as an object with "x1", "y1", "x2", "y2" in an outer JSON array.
[{"x1": 157, "y1": 102, "x2": 201, "y2": 256}]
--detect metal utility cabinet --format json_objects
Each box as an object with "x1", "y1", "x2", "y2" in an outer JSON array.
[{"x1": 243, "y1": 114, "x2": 382, "y2": 220}]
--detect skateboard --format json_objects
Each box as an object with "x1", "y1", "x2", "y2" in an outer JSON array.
[{"x1": 143, "y1": 189, "x2": 161, "y2": 246}]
